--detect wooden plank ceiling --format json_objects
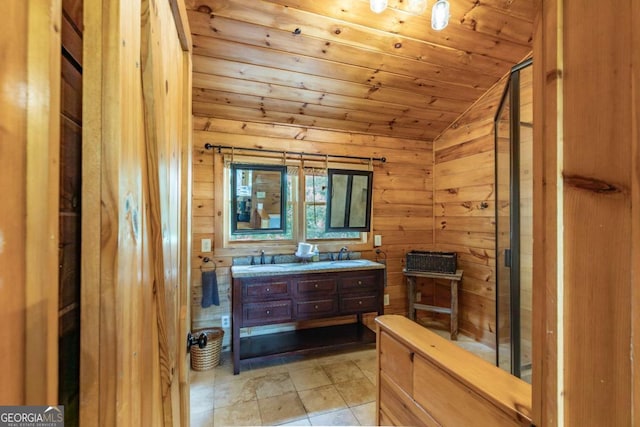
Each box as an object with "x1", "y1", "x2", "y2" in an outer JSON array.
[{"x1": 185, "y1": 0, "x2": 535, "y2": 140}]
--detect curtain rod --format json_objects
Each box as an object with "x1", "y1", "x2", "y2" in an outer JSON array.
[{"x1": 203, "y1": 143, "x2": 386, "y2": 163}]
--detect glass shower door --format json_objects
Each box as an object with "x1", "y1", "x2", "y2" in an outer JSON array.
[{"x1": 495, "y1": 59, "x2": 533, "y2": 382}]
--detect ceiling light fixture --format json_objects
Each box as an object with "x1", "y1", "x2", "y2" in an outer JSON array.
[
  {"x1": 407, "y1": 0, "x2": 428, "y2": 14},
  {"x1": 370, "y1": 0, "x2": 387, "y2": 14},
  {"x1": 431, "y1": 0, "x2": 450, "y2": 30}
]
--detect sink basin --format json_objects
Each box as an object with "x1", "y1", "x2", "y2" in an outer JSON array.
[
  {"x1": 242, "y1": 264, "x2": 286, "y2": 271},
  {"x1": 330, "y1": 259, "x2": 371, "y2": 266}
]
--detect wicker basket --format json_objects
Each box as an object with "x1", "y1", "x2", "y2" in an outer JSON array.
[
  {"x1": 406, "y1": 251, "x2": 457, "y2": 274},
  {"x1": 191, "y1": 327, "x2": 224, "y2": 371}
]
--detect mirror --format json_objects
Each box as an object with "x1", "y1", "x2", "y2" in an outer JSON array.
[
  {"x1": 327, "y1": 169, "x2": 373, "y2": 232},
  {"x1": 231, "y1": 164, "x2": 286, "y2": 234}
]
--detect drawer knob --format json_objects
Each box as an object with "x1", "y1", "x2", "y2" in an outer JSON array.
[
  {"x1": 266, "y1": 310, "x2": 271, "y2": 315},
  {"x1": 359, "y1": 300, "x2": 363, "y2": 305},
  {"x1": 314, "y1": 284, "x2": 319, "y2": 288},
  {"x1": 266, "y1": 288, "x2": 270, "y2": 292},
  {"x1": 358, "y1": 280, "x2": 362, "y2": 285},
  {"x1": 314, "y1": 305, "x2": 319, "y2": 309}
]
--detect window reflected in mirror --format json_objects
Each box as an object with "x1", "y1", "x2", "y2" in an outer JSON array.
[
  {"x1": 231, "y1": 164, "x2": 286, "y2": 234},
  {"x1": 327, "y1": 169, "x2": 373, "y2": 232}
]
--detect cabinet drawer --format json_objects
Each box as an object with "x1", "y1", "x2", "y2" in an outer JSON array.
[
  {"x1": 243, "y1": 280, "x2": 289, "y2": 300},
  {"x1": 295, "y1": 299, "x2": 338, "y2": 319},
  {"x1": 295, "y1": 278, "x2": 337, "y2": 297},
  {"x1": 339, "y1": 274, "x2": 378, "y2": 292},
  {"x1": 242, "y1": 300, "x2": 293, "y2": 327},
  {"x1": 340, "y1": 294, "x2": 378, "y2": 313}
]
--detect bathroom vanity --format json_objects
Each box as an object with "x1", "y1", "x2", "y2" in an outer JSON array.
[{"x1": 231, "y1": 260, "x2": 385, "y2": 374}]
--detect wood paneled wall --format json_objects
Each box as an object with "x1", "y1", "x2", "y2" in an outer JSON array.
[
  {"x1": 191, "y1": 117, "x2": 434, "y2": 345},
  {"x1": 534, "y1": 0, "x2": 638, "y2": 424},
  {"x1": 0, "y1": 0, "x2": 62, "y2": 405},
  {"x1": 432, "y1": 77, "x2": 508, "y2": 348},
  {"x1": 81, "y1": 0, "x2": 191, "y2": 425}
]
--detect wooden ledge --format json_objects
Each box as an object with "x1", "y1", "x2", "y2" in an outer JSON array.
[{"x1": 376, "y1": 314, "x2": 532, "y2": 424}]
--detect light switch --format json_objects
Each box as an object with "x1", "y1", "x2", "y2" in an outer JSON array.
[
  {"x1": 374, "y1": 235, "x2": 382, "y2": 246},
  {"x1": 201, "y1": 238, "x2": 211, "y2": 252}
]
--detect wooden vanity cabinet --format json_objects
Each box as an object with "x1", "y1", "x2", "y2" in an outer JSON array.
[
  {"x1": 239, "y1": 276, "x2": 293, "y2": 327},
  {"x1": 293, "y1": 277, "x2": 338, "y2": 320},
  {"x1": 232, "y1": 268, "x2": 384, "y2": 374}
]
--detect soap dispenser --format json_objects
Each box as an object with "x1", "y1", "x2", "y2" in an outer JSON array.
[{"x1": 312, "y1": 245, "x2": 319, "y2": 262}]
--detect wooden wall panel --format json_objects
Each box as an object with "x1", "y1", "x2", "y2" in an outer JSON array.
[
  {"x1": 0, "y1": 2, "x2": 29, "y2": 405},
  {"x1": 534, "y1": 0, "x2": 640, "y2": 424},
  {"x1": 534, "y1": 1, "x2": 634, "y2": 425},
  {"x1": 433, "y1": 76, "x2": 508, "y2": 348},
  {"x1": 81, "y1": 0, "x2": 190, "y2": 425},
  {"x1": 0, "y1": 0, "x2": 61, "y2": 405},
  {"x1": 190, "y1": 118, "x2": 434, "y2": 344}
]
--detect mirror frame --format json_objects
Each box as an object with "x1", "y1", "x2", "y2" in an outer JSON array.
[
  {"x1": 230, "y1": 163, "x2": 287, "y2": 235},
  {"x1": 326, "y1": 169, "x2": 373, "y2": 232}
]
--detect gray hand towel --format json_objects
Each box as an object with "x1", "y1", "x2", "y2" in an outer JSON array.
[{"x1": 201, "y1": 270, "x2": 219, "y2": 308}]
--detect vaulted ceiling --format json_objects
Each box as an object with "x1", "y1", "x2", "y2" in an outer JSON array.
[{"x1": 185, "y1": 0, "x2": 535, "y2": 140}]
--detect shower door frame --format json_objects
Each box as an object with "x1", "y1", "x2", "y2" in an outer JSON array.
[{"x1": 494, "y1": 58, "x2": 533, "y2": 379}]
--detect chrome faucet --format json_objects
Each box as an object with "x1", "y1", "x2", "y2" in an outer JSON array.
[
  {"x1": 260, "y1": 250, "x2": 266, "y2": 265},
  {"x1": 337, "y1": 247, "x2": 349, "y2": 261}
]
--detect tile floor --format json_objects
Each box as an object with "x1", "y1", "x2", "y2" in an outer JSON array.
[
  {"x1": 190, "y1": 324, "x2": 497, "y2": 427},
  {"x1": 190, "y1": 345, "x2": 378, "y2": 427}
]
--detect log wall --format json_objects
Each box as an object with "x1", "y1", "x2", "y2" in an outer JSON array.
[
  {"x1": 191, "y1": 117, "x2": 434, "y2": 346},
  {"x1": 432, "y1": 77, "x2": 508, "y2": 348}
]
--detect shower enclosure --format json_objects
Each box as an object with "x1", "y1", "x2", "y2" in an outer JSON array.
[{"x1": 494, "y1": 58, "x2": 533, "y2": 382}]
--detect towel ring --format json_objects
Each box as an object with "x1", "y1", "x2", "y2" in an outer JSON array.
[{"x1": 200, "y1": 256, "x2": 217, "y2": 272}]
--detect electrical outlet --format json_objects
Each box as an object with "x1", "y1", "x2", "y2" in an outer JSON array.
[
  {"x1": 383, "y1": 294, "x2": 390, "y2": 306},
  {"x1": 374, "y1": 235, "x2": 382, "y2": 247},
  {"x1": 416, "y1": 292, "x2": 422, "y2": 302},
  {"x1": 221, "y1": 315, "x2": 230, "y2": 328},
  {"x1": 201, "y1": 238, "x2": 211, "y2": 252}
]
